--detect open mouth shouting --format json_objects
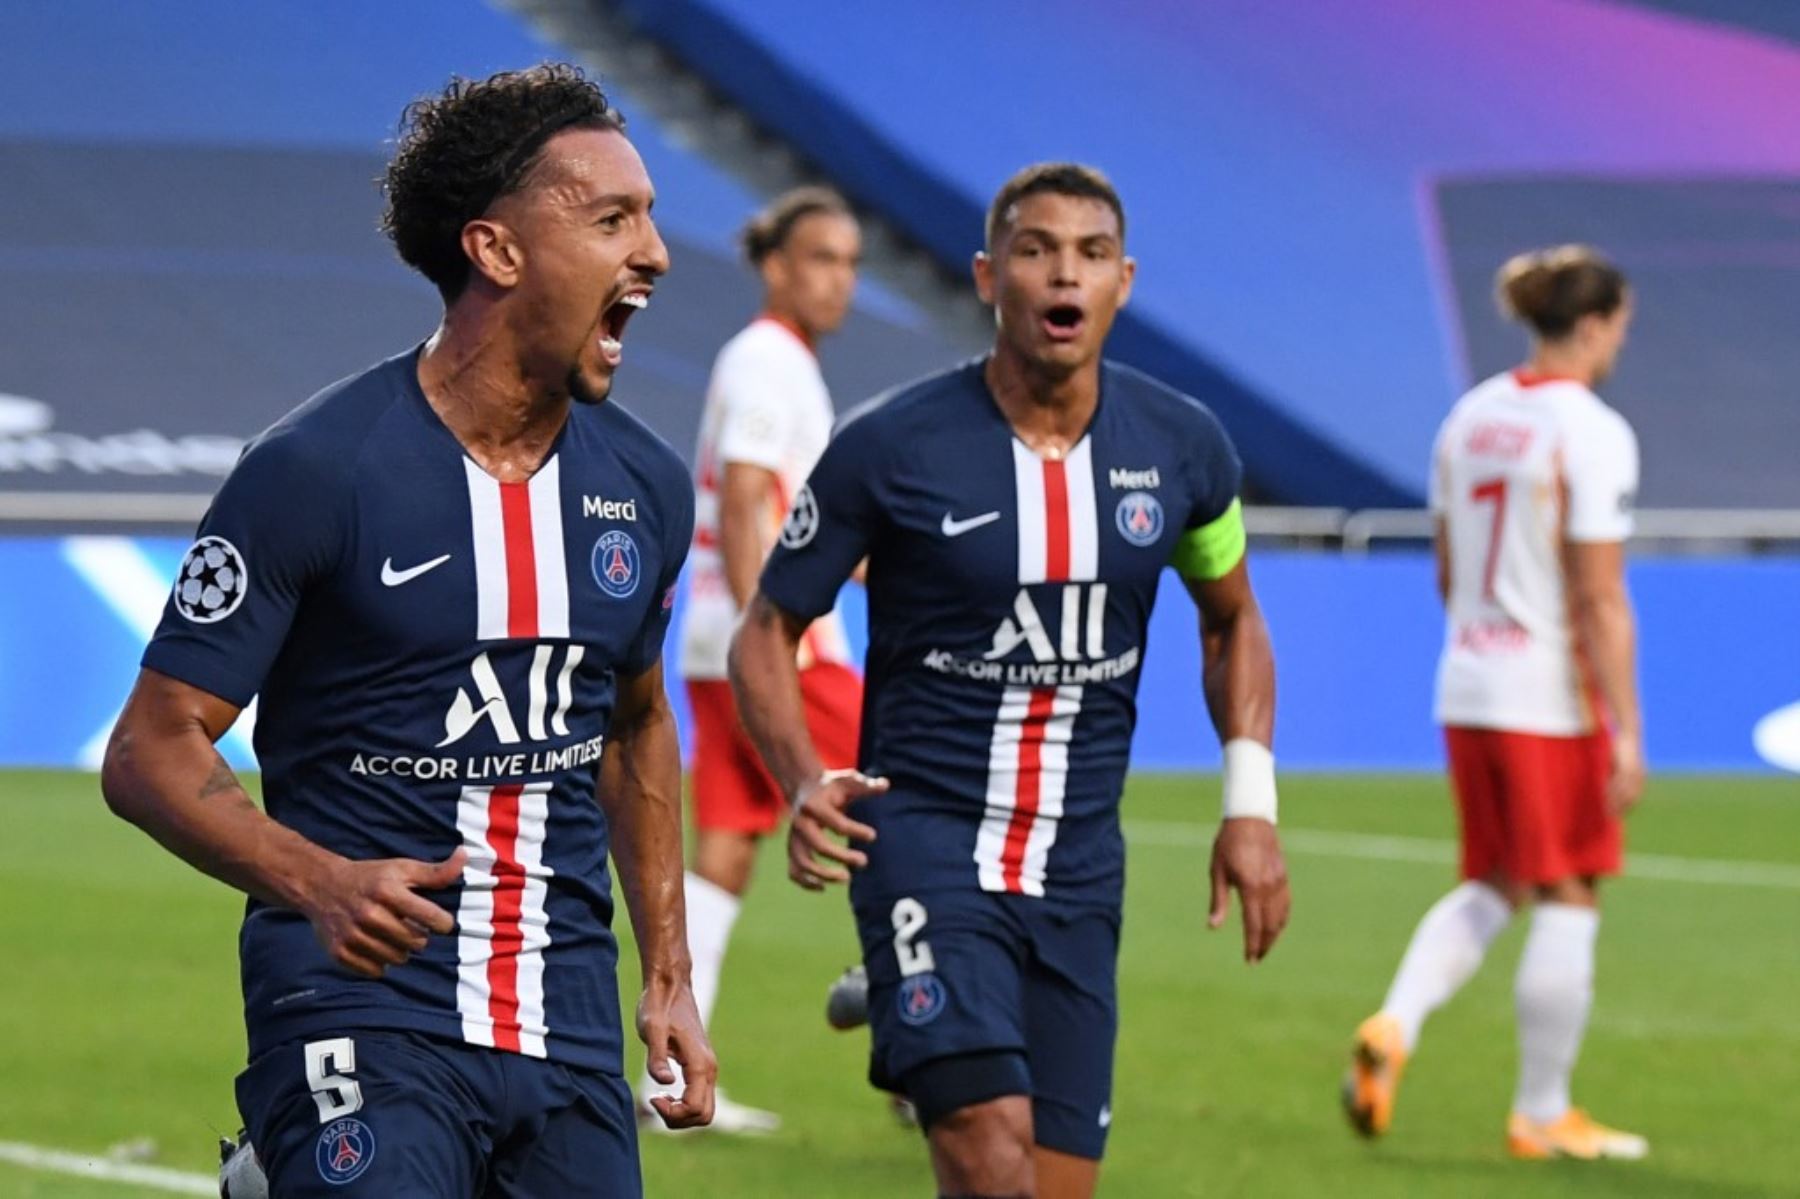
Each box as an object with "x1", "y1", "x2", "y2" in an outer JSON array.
[
  {"x1": 1041, "y1": 302, "x2": 1086, "y2": 343},
  {"x1": 597, "y1": 290, "x2": 650, "y2": 366}
]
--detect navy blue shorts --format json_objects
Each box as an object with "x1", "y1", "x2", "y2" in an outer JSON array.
[
  {"x1": 854, "y1": 887, "x2": 1120, "y2": 1160},
  {"x1": 236, "y1": 1030, "x2": 639, "y2": 1197}
]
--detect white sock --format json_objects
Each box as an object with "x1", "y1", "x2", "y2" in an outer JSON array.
[
  {"x1": 1512, "y1": 903, "x2": 1599, "y2": 1123},
  {"x1": 1380, "y1": 881, "x2": 1513, "y2": 1050},
  {"x1": 642, "y1": 871, "x2": 740, "y2": 1099}
]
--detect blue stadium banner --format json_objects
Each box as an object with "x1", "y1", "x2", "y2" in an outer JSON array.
[{"x1": 2, "y1": 536, "x2": 1794, "y2": 773}]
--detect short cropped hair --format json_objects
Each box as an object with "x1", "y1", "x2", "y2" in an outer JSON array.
[
  {"x1": 1496, "y1": 245, "x2": 1628, "y2": 340},
  {"x1": 985, "y1": 162, "x2": 1126, "y2": 250},
  {"x1": 740, "y1": 186, "x2": 853, "y2": 266},
  {"x1": 382, "y1": 63, "x2": 626, "y2": 300}
]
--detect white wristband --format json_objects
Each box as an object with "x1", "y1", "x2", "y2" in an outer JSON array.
[{"x1": 1221, "y1": 738, "x2": 1278, "y2": 824}]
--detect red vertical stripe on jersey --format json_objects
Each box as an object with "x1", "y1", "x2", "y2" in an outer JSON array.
[
  {"x1": 1000, "y1": 687, "x2": 1058, "y2": 892},
  {"x1": 484, "y1": 783, "x2": 526, "y2": 1053},
  {"x1": 499, "y1": 482, "x2": 538, "y2": 639},
  {"x1": 1043, "y1": 460, "x2": 1070, "y2": 582}
]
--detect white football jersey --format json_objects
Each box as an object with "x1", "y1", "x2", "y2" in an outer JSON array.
[
  {"x1": 1432, "y1": 369, "x2": 1638, "y2": 735},
  {"x1": 678, "y1": 318, "x2": 852, "y2": 680}
]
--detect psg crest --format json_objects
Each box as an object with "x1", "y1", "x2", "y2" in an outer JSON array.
[
  {"x1": 173, "y1": 536, "x2": 248, "y2": 623},
  {"x1": 896, "y1": 973, "x2": 947, "y2": 1027},
  {"x1": 315, "y1": 1117, "x2": 375, "y2": 1185},
  {"x1": 1114, "y1": 492, "x2": 1164, "y2": 547},
  {"x1": 591, "y1": 530, "x2": 640, "y2": 599}
]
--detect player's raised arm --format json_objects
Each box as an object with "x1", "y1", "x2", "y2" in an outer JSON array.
[
  {"x1": 1175, "y1": 496, "x2": 1290, "y2": 963},
  {"x1": 598, "y1": 657, "x2": 718, "y2": 1129}
]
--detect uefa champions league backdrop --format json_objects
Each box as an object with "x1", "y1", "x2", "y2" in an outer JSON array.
[{"x1": 3, "y1": 536, "x2": 1796, "y2": 774}]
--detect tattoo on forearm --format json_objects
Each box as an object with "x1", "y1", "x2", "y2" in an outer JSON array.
[{"x1": 199, "y1": 753, "x2": 243, "y2": 801}]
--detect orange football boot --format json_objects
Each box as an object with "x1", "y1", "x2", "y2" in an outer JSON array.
[
  {"x1": 1342, "y1": 1013, "x2": 1408, "y2": 1138},
  {"x1": 1507, "y1": 1108, "x2": 1649, "y2": 1160}
]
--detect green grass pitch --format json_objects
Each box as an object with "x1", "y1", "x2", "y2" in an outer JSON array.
[{"x1": 1, "y1": 768, "x2": 1796, "y2": 1197}]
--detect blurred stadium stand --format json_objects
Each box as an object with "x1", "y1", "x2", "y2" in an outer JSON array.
[
  {"x1": 1, "y1": 1, "x2": 1796, "y2": 772},
  {"x1": 7, "y1": 0, "x2": 1799, "y2": 515},
  {"x1": 510, "y1": 0, "x2": 1800, "y2": 508},
  {"x1": 0, "y1": 0, "x2": 982, "y2": 531}
]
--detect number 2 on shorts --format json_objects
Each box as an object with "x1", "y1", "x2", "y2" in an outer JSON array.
[{"x1": 892, "y1": 897, "x2": 936, "y2": 976}]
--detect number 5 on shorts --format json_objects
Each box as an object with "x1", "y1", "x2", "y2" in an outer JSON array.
[
  {"x1": 892, "y1": 898, "x2": 936, "y2": 977},
  {"x1": 304, "y1": 1037, "x2": 364, "y2": 1123}
]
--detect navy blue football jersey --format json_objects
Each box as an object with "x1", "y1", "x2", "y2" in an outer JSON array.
[
  {"x1": 143, "y1": 348, "x2": 693, "y2": 1073},
  {"x1": 760, "y1": 359, "x2": 1241, "y2": 907}
]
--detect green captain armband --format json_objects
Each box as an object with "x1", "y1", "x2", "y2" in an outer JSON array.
[{"x1": 1170, "y1": 498, "x2": 1246, "y2": 581}]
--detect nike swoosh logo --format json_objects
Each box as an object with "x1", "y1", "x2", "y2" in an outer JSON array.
[
  {"x1": 381, "y1": 554, "x2": 452, "y2": 587},
  {"x1": 941, "y1": 510, "x2": 1001, "y2": 537}
]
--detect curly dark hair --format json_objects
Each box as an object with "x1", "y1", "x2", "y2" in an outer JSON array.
[
  {"x1": 986, "y1": 162, "x2": 1125, "y2": 250},
  {"x1": 382, "y1": 63, "x2": 626, "y2": 300}
]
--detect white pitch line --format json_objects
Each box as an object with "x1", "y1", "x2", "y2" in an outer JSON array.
[
  {"x1": 0, "y1": 1141, "x2": 215, "y2": 1195},
  {"x1": 1125, "y1": 821, "x2": 1800, "y2": 891}
]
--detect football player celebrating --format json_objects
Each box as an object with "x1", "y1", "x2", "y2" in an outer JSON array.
[
  {"x1": 1344, "y1": 245, "x2": 1647, "y2": 1161},
  {"x1": 730, "y1": 163, "x2": 1290, "y2": 1199},
  {"x1": 102, "y1": 65, "x2": 714, "y2": 1197}
]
